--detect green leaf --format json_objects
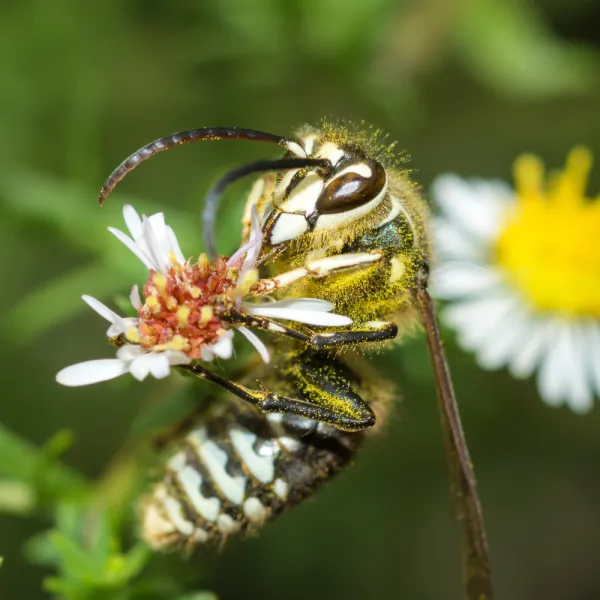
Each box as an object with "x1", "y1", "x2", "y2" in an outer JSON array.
[
  {"x1": 48, "y1": 530, "x2": 102, "y2": 582},
  {"x1": 0, "y1": 423, "x2": 88, "y2": 501},
  {"x1": 102, "y1": 544, "x2": 150, "y2": 587},
  {"x1": 0, "y1": 168, "x2": 201, "y2": 256},
  {"x1": 0, "y1": 479, "x2": 35, "y2": 514},
  {"x1": 455, "y1": 0, "x2": 600, "y2": 98},
  {"x1": 129, "y1": 384, "x2": 203, "y2": 439},
  {"x1": 2, "y1": 261, "x2": 133, "y2": 343},
  {"x1": 176, "y1": 594, "x2": 219, "y2": 600}
]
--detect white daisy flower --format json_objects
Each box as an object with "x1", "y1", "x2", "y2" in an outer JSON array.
[
  {"x1": 430, "y1": 147, "x2": 600, "y2": 412},
  {"x1": 56, "y1": 204, "x2": 352, "y2": 387}
]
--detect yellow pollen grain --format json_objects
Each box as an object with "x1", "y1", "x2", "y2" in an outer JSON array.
[
  {"x1": 190, "y1": 286, "x2": 201, "y2": 299},
  {"x1": 166, "y1": 296, "x2": 178, "y2": 311},
  {"x1": 200, "y1": 305, "x2": 214, "y2": 324},
  {"x1": 496, "y1": 146, "x2": 600, "y2": 318},
  {"x1": 389, "y1": 256, "x2": 406, "y2": 283},
  {"x1": 177, "y1": 305, "x2": 191, "y2": 327},
  {"x1": 153, "y1": 273, "x2": 167, "y2": 295},
  {"x1": 198, "y1": 253, "x2": 209, "y2": 271},
  {"x1": 170, "y1": 334, "x2": 189, "y2": 352},
  {"x1": 125, "y1": 327, "x2": 140, "y2": 343}
]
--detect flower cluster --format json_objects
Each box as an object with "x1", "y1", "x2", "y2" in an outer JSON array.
[
  {"x1": 431, "y1": 147, "x2": 600, "y2": 412},
  {"x1": 56, "y1": 205, "x2": 351, "y2": 387}
]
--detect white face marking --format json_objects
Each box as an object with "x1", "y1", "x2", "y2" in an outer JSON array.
[
  {"x1": 277, "y1": 172, "x2": 324, "y2": 213},
  {"x1": 274, "y1": 478, "x2": 289, "y2": 500},
  {"x1": 217, "y1": 513, "x2": 241, "y2": 535},
  {"x1": 243, "y1": 497, "x2": 268, "y2": 523},
  {"x1": 177, "y1": 465, "x2": 220, "y2": 521},
  {"x1": 286, "y1": 141, "x2": 306, "y2": 157},
  {"x1": 267, "y1": 322, "x2": 286, "y2": 333},
  {"x1": 246, "y1": 179, "x2": 265, "y2": 213},
  {"x1": 269, "y1": 213, "x2": 308, "y2": 244},
  {"x1": 317, "y1": 142, "x2": 344, "y2": 165},
  {"x1": 229, "y1": 427, "x2": 278, "y2": 484},
  {"x1": 161, "y1": 494, "x2": 195, "y2": 536},
  {"x1": 334, "y1": 163, "x2": 372, "y2": 179},
  {"x1": 313, "y1": 181, "x2": 388, "y2": 232},
  {"x1": 302, "y1": 134, "x2": 317, "y2": 155},
  {"x1": 188, "y1": 428, "x2": 246, "y2": 505},
  {"x1": 379, "y1": 195, "x2": 402, "y2": 226}
]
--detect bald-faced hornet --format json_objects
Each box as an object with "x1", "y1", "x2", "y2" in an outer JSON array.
[{"x1": 100, "y1": 122, "x2": 491, "y2": 598}]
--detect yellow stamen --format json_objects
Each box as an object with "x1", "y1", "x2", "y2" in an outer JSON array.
[
  {"x1": 125, "y1": 327, "x2": 140, "y2": 343},
  {"x1": 496, "y1": 147, "x2": 600, "y2": 318},
  {"x1": 153, "y1": 273, "x2": 167, "y2": 295},
  {"x1": 200, "y1": 305, "x2": 214, "y2": 325},
  {"x1": 166, "y1": 296, "x2": 178, "y2": 311},
  {"x1": 198, "y1": 253, "x2": 209, "y2": 272},
  {"x1": 177, "y1": 305, "x2": 191, "y2": 327}
]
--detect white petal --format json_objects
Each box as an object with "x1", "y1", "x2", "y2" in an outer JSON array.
[
  {"x1": 477, "y1": 303, "x2": 532, "y2": 370},
  {"x1": 128, "y1": 353, "x2": 156, "y2": 381},
  {"x1": 508, "y1": 318, "x2": 553, "y2": 379},
  {"x1": 129, "y1": 285, "x2": 142, "y2": 310},
  {"x1": 108, "y1": 227, "x2": 157, "y2": 271},
  {"x1": 586, "y1": 323, "x2": 600, "y2": 400},
  {"x1": 116, "y1": 344, "x2": 147, "y2": 361},
  {"x1": 431, "y1": 174, "x2": 512, "y2": 243},
  {"x1": 82, "y1": 295, "x2": 119, "y2": 324},
  {"x1": 443, "y1": 292, "x2": 519, "y2": 354},
  {"x1": 166, "y1": 225, "x2": 186, "y2": 264},
  {"x1": 148, "y1": 354, "x2": 171, "y2": 379},
  {"x1": 106, "y1": 317, "x2": 138, "y2": 338},
  {"x1": 211, "y1": 331, "x2": 234, "y2": 359},
  {"x1": 430, "y1": 262, "x2": 503, "y2": 300},
  {"x1": 537, "y1": 320, "x2": 572, "y2": 407},
  {"x1": 56, "y1": 359, "x2": 129, "y2": 386},
  {"x1": 228, "y1": 234, "x2": 262, "y2": 268},
  {"x1": 142, "y1": 216, "x2": 170, "y2": 274},
  {"x1": 431, "y1": 218, "x2": 482, "y2": 261},
  {"x1": 200, "y1": 346, "x2": 215, "y2": 361},
  {"x1": 246, "y1": 305, "x2": 352, "y2": 326},
  {"x1": 165, "y1": 350, "x2": 192, "y2": 366},
  {"x1": 123, "y1": 205, "x2": 143, "y2": 240},
  {"x1": 236, "y1": 326, "x2": 270, "y2": 363},
  {"x1": 561, "y1": 323, "x2": 593, "y2": 413}
]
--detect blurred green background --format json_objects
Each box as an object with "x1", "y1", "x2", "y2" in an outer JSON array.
[{"x1": 2, "y1": 1, "x2": 600, "y2": 599}]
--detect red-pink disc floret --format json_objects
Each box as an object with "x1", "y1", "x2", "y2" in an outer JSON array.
[{"x1": 138, "y1": 256, "x2": 238, "y2": 359}]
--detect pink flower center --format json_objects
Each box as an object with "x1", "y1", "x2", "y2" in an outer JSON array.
[{"x1": 137, "y1": 255, "x2": 238, "y2": 359}]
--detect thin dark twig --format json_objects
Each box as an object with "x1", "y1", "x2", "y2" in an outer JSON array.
[{"x1": 415, "y1": 267, "x2": 493, "y2": 600}]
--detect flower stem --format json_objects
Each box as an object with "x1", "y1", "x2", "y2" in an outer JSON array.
[{"x1": 415, "y1": 274, "x2": 493, "y2": 600}]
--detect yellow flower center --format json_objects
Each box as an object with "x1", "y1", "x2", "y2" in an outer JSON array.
[{"x1": 496, "y1": 147, "x2": 600, "y2": 318}]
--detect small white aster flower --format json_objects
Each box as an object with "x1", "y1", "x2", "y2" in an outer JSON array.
[
  {"x1": 430, "y1": 147, "x2": 600, "y2": 412},
  {"x1": 57, "y1": 204, "x2": 352, "y2": 387}
]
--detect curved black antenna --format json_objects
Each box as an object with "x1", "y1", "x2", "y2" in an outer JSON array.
[
  {"x1": 203, "y1": 157, "x2": 331, "y2": 257},
  {"x1": 99, "y1": 127, "x2": 305, "y2": 205}
]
